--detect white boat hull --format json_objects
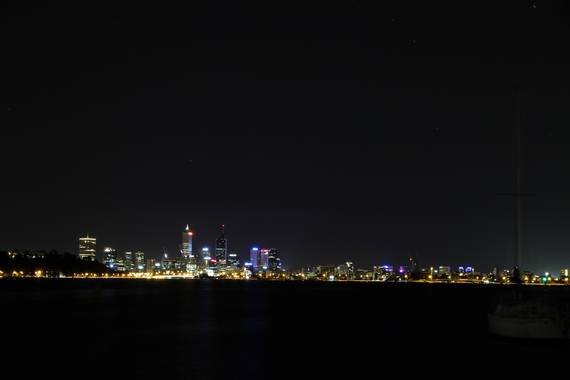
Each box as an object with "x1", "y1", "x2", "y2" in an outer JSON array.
[{"x1": 488, "y1": 313, "x2": 569, "y2": 340}]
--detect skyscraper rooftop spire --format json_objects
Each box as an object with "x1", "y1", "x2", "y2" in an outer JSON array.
[{"x1": 185, "y1": 224, "x2": 189, "y2": 231}]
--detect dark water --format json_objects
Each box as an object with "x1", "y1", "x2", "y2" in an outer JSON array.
[{"x1": 1, "y1": 279, "x2": 568, "y2": 378}]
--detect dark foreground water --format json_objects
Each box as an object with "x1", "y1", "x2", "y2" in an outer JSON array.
[{"x1": 1, "y1": 279, "x2": 568, "y2": 378}]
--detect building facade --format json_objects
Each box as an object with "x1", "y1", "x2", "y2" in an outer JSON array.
[
  {"x1": 250, "y1": 247, "x2": 260, "y2": 268},
  {"x1": 103, "y1": 247, "x2": 117, "y2": 269},
  {"x1": 78, "y1": 235, "x2": 96, "y2": 261},
  {"x1": 215, "y1": 225, "x2": 228, "y2": 266},
  {"x1": 124, "y1": 251, "x2": 134, "y2": 272},
  {"x1": 267, "y1": 248, "x2": 281, "y2": 271},
  {"x1": 227, "y1": 252, "x2": 240, "y2": 267},
  {"x1": 259, "y1": 249, "x2": 270, "y2": 269},
  {"x1": 182, "y1": 225, "x2": 193, "y2": 260},
  {"x1": 134, "y1": 251, "x2": 145, "y2": 272}
]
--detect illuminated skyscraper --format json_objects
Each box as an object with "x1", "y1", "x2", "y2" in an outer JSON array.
[
  {"x1": 124, "y1": 251, "x2": 134, "y2": 271},
  {"x1": 201, "y1": 247, "x2": 211, "y2": 267},
  {"x1": 250, "y1": 247, "x2": 270, "y2": 269},
  {"x1": 227, "y1": 252, "x2": 240, "y2": 267},
  {"x1": 182, "y1": 225, "x2": 193, "y2": 259},
  {"x1": 78, "y1": 235, "x2": 96, "y2": 261},
  {"x1": 134, "y1": 251, "x2": 145, "y2": 272},
  {"x1": 346, "y1": 261, "x2": 354, "y2": 280},
  {"x1": 267, "y1": 248, "x2": 281, "y2": 271},
  {"x1": 215, "y1": 225, "x2": 228, "y2": 265},
  {"x1": 259, "y1": 249, "x2": 270, "y2": 269},
  {"x1": 146, "y1": 258, "x2": 156, "y2": 273},
  {"x1": 103, "y1": 247, "x2": 117, "y2": 269},
  {"x1": 250, "y1": 247, "x2": 260, "y2": 268}
]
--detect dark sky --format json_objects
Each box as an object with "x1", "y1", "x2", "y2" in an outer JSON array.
[{"x1": 2, "y1": 1, "x2": 570, "y2": 272}]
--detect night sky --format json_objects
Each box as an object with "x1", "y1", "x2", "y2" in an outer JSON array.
[{"x1": 2, "y1": 1, "x2": 570, "y2": 272}]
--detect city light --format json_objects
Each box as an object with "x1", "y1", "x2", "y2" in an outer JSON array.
[{"x1": 1, "y1": 226, "x2": 568, "y2": 285}]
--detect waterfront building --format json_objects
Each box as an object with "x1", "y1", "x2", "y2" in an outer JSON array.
[
  {"x1": 259, "y1": 249, "x2": 270, "y2": 269},
  {"x1": 316, "y1": 265, "x2": 336, "y2": 279},
  {"x1": 146, "y1": 258, "x2": 156, "y2": 273},
  {"x1": 134, "y1": 251, "x2": 145, "y2": 272},
  {"x1": 227, "y1": 252, "x2": 240, "y2": 267},
  {"x1": 181, "y1": 225, "x2": 193, "y2": 260},
  {"x1": 379, "y1": 265, "x2": 393, "y2": 274},
  {"x1": 103, "y1": 247, "x2": 117, "y2": 270},
  {"x1": 114, "y1": 257, "x2": 125, "y2": 272},
  {"x1": 267, "y1": 248, "x2": 281, "y2": 271},
  {"x1": 124, "y1": 251, "x2": 134, "y2": 272},
  {"x1": 103, "y1": 247, "x2": 117, "y2": 269},
  {"x1": 346, "y1": 261, "x2": 354, "y2": 280},
  {"x1": 250, "y1": 247, "x2": 260, "y2": 268},
  {"x1": 201, "y1": 247, "x2": 211, "y2": 267},
  {"x1": 215, "y1": 225, "x2": 228, "y2": 265},
  {"x1": 78, "y1": 235, "x2": 96, "y2": 261},
  {"x1": 162, "y1": 257, "x2": 186, "y2": 272}
]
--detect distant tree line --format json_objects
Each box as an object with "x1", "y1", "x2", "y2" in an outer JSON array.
[{"x1": 0, "y1": 250, "x2": 109, "y2": 276}]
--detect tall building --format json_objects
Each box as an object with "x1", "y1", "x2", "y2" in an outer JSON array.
[
  {"x1": 182, "y1": 225, "x2": 193, "y2": 259},
  {"x1": 201, "y1": 247, "x2": 211, "y2": 267},
  {"x1": 146, "y1": 258, "x2": 156, "y2": 273},
  {"x1": 103, "y1": 247, "x2": 117, "y2": 269},
  {"x1": 215, "y1": 225, "x2": 228, "y2": 265},
  {"x1": 124, "y1": 251, "x2": 134, "y2": 272},
  {"x1": 78, "y1": 235, "x2": 96, "y2": 261},
  {"x1": 134, "y1": 251, "x2": 145, "y2": 272},
  {"x1": 250, "y1": 248, "x2": 271, "y2": 270},
  {"x1": 227, "y1": 252, "x2": 240, "y2": 267},
  {"x1": 259, "y1": 248, "x2": 270, "y2": 269},
  {"x1": 250, "y1": 247, "x2": 260, "y2": 268},
  {"x1": 346, "y1": 261, "x2": 354, "y2": 279},
  {"x1": 267, "y1": 248, "x2": 281, "y2": 271},
  {"x1": 114, "y1": 257, "x2": 126, "y2": 272}
]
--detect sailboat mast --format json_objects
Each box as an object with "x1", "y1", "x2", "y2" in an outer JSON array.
[{"x1": 513, "y1": 90, "x2": 522, "y2": 271}]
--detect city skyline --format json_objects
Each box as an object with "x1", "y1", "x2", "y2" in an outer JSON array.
[
  {"x1": 3, "y1": 2, "x2": 570, "y2": 377},
  {"x1": 3, "y1": 2, "x2": 570, "y2": 274},
  {"x1": 2, "y1": 214, "x2": 570, "y2": 274},
  {"x1": 62, "y1": 223, "x2": 562, "y2": 275}
]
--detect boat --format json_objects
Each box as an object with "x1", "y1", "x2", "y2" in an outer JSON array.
[
  {"x1": 488, "y1": 297, "x2": 570, "y2": 339},
  {"x1": 487, "y1": 91, "x2": 570, "y2": 340}
]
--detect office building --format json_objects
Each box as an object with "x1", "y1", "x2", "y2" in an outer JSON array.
[
  {"x1": 259, "y1": 249, "x2": 270, "y2": 269},
  {"x1": 227, "y1": 252, "x2": 240, "y2": 267},
  {"x1": 250, "y1": 247, "x2": 260, "y2": 269},
  {"x1": 182, "y1": 225, "x2": 193, "y2": 260},
  {"x1": 134, "y1": 251, "x2": 145, "y2": 272},
  {"x1": 215, "y1": 225, "x2": 228, "y2": 265},
  {"x1": 267, "y1": 248, "x2": 281, "y2": 271},
  {"x1": 201, "y1": 247, "x2": 211, "y2": 267},
  {"x1": 103, "y1": 247, "x2": 117, "y2": 269},
  {"x1": 124, "y1": 251, "x2": 134, "y2": 272},
  {"x1": 146, "y1": 258, "x2": 156, "y2": 273},
  {"x1": 79, "y1": 235, "x2": 96, "y2": 261}
]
